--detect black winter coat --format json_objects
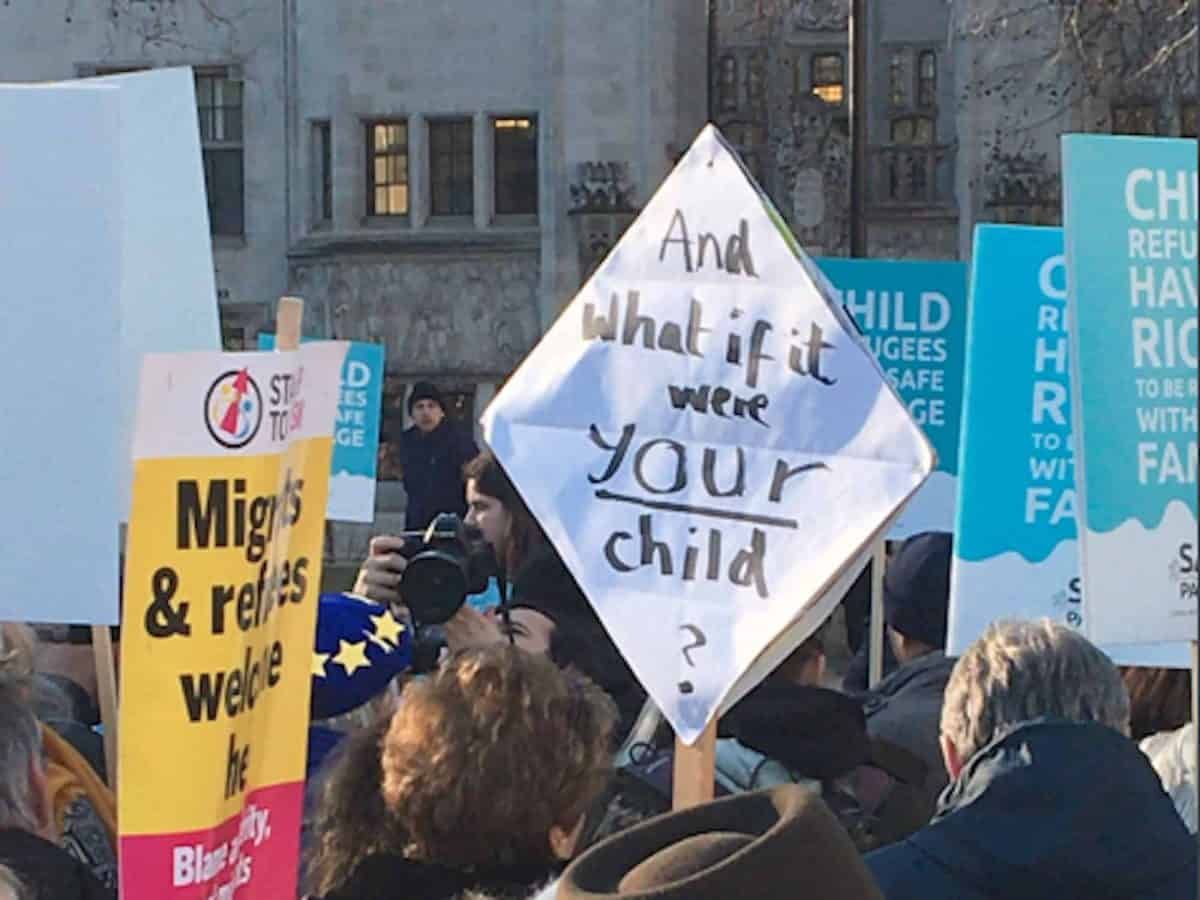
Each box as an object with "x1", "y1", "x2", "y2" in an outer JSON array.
[
  {"x1": 398, "y1": 421, "x2": 478, "y2": 530},
  {"x1": 0, "y1": 827, "x2": 114, "y2": 900},
  {"x1": 866, "y1": 719, "x2": 1198, "y2": 899}
]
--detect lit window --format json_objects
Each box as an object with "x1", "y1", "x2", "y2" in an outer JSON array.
[
  {"x1": 366, "y1": 121, "x2": 409, "y2": 216},
  {"x1": 811, "y1": 53, "x2": 845, "y2": 105}
]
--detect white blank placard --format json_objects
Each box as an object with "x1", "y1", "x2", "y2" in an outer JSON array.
[{"x1": 0, "y1": 84, "x2": 121, "y2": 623}]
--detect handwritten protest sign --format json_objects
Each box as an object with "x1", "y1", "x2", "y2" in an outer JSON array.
[
  {"x1": 949, "y1": 225, "x2": 1188, "y2": 666},
  {"x1": 1063, "y1": 135, "x2": 1198, "y2": 646},
  {"x1": 259, "y1": 335, "x2": 385, "y2": 521},
  {"x1": 482, "y1": 125, "x2": 932, "y2": 743},
  {"x1": 119, "y1": 341, "x2": 345, "y2": 899},
  {"x1": 0, "y1": 84, "x2": 121, "y2": 624},
  {"x1": 817, "y1": 258, "x2": 967, "y2": 536}
]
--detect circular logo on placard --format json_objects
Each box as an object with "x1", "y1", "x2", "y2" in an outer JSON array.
[{"x1": 204, "y1": 368, "x2": 263, "y2": 449}]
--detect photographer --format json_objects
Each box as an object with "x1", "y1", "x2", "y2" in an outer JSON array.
[{"x1": 354, "y1": 450, "x2": 645, "y2": 741}]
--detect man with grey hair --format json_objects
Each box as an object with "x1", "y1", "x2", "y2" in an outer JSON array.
[{"x1": 865, "y1": 620, "x2": 1196, "y2": 899}]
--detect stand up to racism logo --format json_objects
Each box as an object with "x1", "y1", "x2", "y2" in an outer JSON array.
[{"x1": 205, "y1": 368, "x2": 263, "y2": 449}]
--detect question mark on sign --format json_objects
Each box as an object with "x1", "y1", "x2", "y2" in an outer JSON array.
[{"x1": 677, "y1": 624, "x2": 707, "y2": 695}]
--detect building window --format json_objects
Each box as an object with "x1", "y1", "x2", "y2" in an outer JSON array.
[
  {"x1": 196, "y1": 71, "x2": 244, "y2": 235},
  {"x1": 314, "y1": 121, "x2": 332, "y2": 223},
  {"x1": 811, "y1": 52, "x2": 845, "y2": 105},
  {"x1": 725, "y1": 122, "x2": 766, "y2": 183},
  {"x1": 493, "y1": 116, "x2": 538, "y2": 216},
  {"x1": 221, "y1": 325, "x2": 246, "y2": 351},
  {"x1": 889, "y1": 50, "x2": 910, "y2": 107},
  {"x1": 917, "y1": 50, "x2": 937, "y2": 108},
  {"x1": 1112, "y1": 104, "x2": 1158, "y2": 135},
  {"x1": 1182, "y1": 102, "x2": 1199, "y2": 137},
  {"x1": 891, "y1": 115, "x2": 935, "y2": 145},
  {"x1": 747, "y1": 51, "x2": 767, "y2": 104},
  {"x1": 366, "y1": 120, "x2": 410, "y2": 216},
  {"x1": 719, "y1": 56, "x2": 738, "y2": 112},
  {"x1": 429, "y1": 118, "x2": 474, "y2": 216}
]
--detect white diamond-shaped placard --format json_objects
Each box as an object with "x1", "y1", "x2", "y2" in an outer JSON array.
[{"x1": 482, "y1": 125, "x2": 933, "y2": 743}]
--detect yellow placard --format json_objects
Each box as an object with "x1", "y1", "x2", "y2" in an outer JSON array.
[{"x1": 118, "y1": 344, "x2": 344, "y2": 900}]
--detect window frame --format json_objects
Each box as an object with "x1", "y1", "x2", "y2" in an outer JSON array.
[
  {"x1": 1111, "y1": 103, "x2": 1160, "y2": 136},
  {"x1": 313, "y1": 120, "x2": 333, "y2": 226},
  {"x1": 917, "y1": 49, "x2": 937, "y2": 109},
  {"x1": 810, "y1": 51, "x2": 846, "y2": 106},
  {"x1": 195, "y1": 67, "x2": 245, "y2": 237},
  {"x1": 365, "y1": 119, "x2": 411, "y2": 219},
  {"x1": 492, "y1": 115, "x2": 539, "y2": 220},
  {"x1": 888, "y1": 49, "x2": 911, "y2": 108},
  {"x1": 1181, "y1": 101, "x2": 1199, "y2": 138},
  {"x1": 718, "y1": 55, "x2": 739, "y2": 112},
  {"x1": 890, "y1": 114, "x2": 936, "y2": 146},
  {"x1": 428, "y1": 117, "x2": 475, "y2": 219}
]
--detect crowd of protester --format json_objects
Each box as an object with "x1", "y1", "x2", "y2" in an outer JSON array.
[{"x1": 0, "y1": 447, "x2": 1194, "y2": 898}]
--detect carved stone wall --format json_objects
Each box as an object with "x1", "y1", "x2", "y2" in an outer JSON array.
[
  {"x1": 771, "y1": 93, "x2": 851, "y2": 256},
  {"x1": 289, "y1": 253, "x2": 541, "y2": 376},
  {"x1": 568, "y1": 161, "x2": 638, "y2": 281}
]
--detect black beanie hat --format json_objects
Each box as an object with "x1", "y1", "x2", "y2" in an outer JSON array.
[
  {"x1": 407, "y1": 381, "x2": 444, "y2": 414},
  {"x1": 883, "y1": 531, "x2": 952, "y2": 650}
]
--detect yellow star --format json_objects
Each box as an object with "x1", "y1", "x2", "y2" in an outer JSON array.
[
  {"x1": 312, "y1": 651, "x2": 330, "y2": 678},
  {"x1": 368, "y1": 610, "x2": 406, "y2": 648},
  {"x1": 332, "y1": 639, "x2": 370, "y2": 676}
]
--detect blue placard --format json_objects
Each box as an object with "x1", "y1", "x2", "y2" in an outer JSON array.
[
  {"x1": 948, "y1": 225, "x2": 1187, "y2": 666},
  {"x1": 260, "y1": 334, "x2": 385, "y2": 522},
  {"x1": 816, "y1": 257, "x2": 967, "y2": 537},
  {"x1": 949, "y1": 226, "x2": 1082, "y2": 652},
  {"x1": 1062, "y1": 135, "x2": 1198, "y2": 646}
]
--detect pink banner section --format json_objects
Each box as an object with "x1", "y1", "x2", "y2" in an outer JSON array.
[{"x1": 119, "y1": 781, "x2": 303, "y2": 900}]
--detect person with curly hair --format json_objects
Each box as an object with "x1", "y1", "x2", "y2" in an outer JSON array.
[{"x1": 305, "y1": 645, "x2": 617, "y2": 900}]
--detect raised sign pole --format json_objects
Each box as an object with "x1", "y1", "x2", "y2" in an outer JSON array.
[{"x1": 672, "y1": 720, "x2": 718, "y2": 810}]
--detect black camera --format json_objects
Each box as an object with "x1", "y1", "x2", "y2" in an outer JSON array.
[{"x1": 398, "y1": 513, "x2": 499, "y2": 626}]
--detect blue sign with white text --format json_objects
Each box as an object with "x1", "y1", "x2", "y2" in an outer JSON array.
[
  {"x1": 817, "y1": 257, "x2": 967, "y2": 537},
  {"x1": 1062, "y1": 134, "x2": 1198, "y2": 645},
  {"x1": 260, "y1": 334, "x2": 385, "y2": 522},
  {"x1": 947, "y1": 224, "x2": 1188, "y2": 666}
]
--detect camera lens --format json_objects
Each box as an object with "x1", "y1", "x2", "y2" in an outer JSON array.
[{"x1": 402, "y1": 553, "x2": 469, "y2": 625}]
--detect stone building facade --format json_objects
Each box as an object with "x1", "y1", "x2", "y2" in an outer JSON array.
[
  {"x1": 0, "y1": 0, "x2": 707, "y2": 559},
  {"x1": 2, "y1": 0, "x2": 1192, "y2": 561},
  {"x1": 712, "y1": 0, "x2": 1197, "y2": 261},
  {"x1": 711, "y1": 0, "x2": 961, "y2": 260}
]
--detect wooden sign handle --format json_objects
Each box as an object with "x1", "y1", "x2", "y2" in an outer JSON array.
[
  {"x1": 92, "y1": 624, "x2": 119, "y2": 790},
  {"x1": 276, "y1": 296, "x2": 304, "y2": 352},
  {"x1": 868, "y1": 539, "x2": 886, "y2": 688},
  {"x1": 672, "y1": 719, "x2": 717, "y2": 810}
]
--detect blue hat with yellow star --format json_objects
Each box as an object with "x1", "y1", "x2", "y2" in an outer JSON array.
[{"x1": 310, "y1": 592, "x2": 412, "y2": 720}]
